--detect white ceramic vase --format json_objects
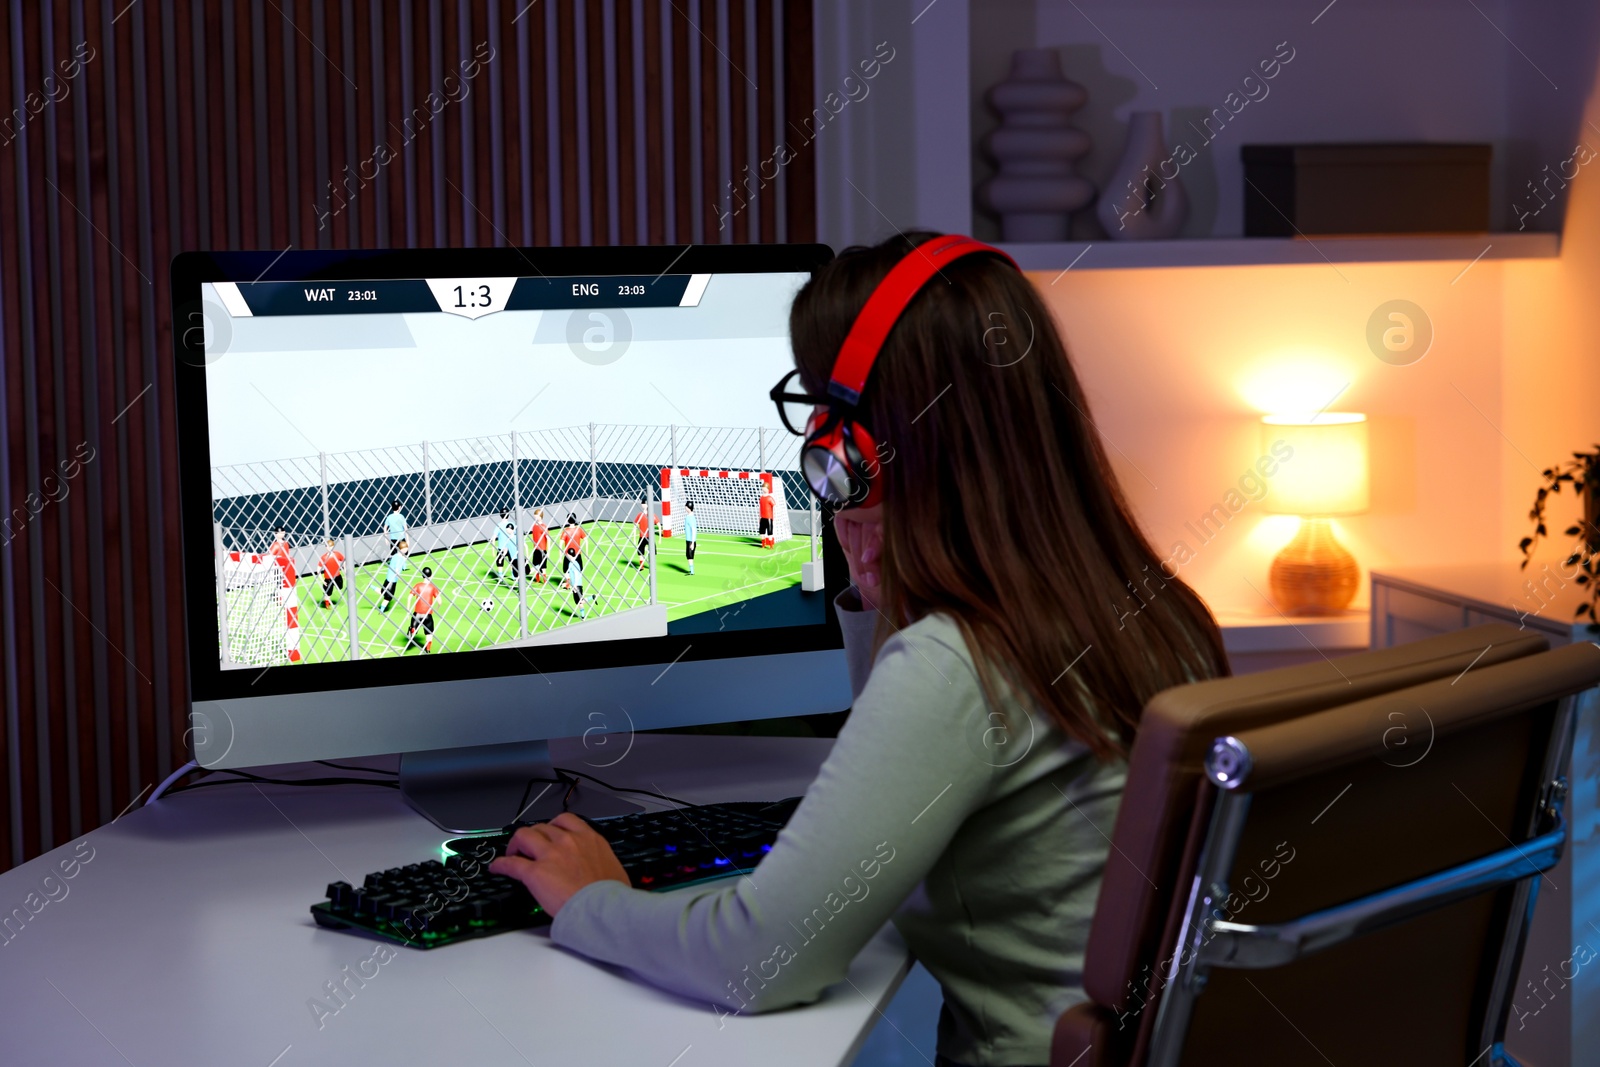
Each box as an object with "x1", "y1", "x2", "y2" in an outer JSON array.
[
  {"x1": 976, "y1": 49, "x2": 1095, "y2": 242},
  {"x1": 1096, "y1": 111, "x2": 1188, "y2": 240}
]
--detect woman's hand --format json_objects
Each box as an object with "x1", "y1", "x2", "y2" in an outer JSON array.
[
  {"x1": 833, "y1": 504, "x2": 884, "y2": 611},
  {"x1": 488, "y1": 813, "x2": 630, "y2": 919}
]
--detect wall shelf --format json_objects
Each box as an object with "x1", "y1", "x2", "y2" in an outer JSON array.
[{"x1": 999, "y1": 233, "x2": 1560, "y2": 273}]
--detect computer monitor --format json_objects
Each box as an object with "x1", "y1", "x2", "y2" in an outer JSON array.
[{"x1": 172, "y1": 244, "x2": 851, "y2": 831}]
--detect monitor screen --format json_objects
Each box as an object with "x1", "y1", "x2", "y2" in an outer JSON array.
[
  {"x1": 196, "y1": 267, "x2": 823, "y2": 673},
  {"x1": 172, "y1": 246, "x2": 851, "y2": 729},
  {"x1": 173, "y1": 245, "x2": 849, "y2": 770}
]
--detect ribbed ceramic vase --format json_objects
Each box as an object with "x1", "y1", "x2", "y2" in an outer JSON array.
[
  {"x1": 1096, "y1": 111, "x2": 1189, "y2": 240},
  {"x1": 976, "y1": 49, "x2": 1094, "y2": 242}
]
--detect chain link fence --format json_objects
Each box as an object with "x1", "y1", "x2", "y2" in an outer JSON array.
[{"x1": 210, "y1": 424, "x2": 807, "y2": 667}]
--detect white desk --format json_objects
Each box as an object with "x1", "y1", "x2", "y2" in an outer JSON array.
[{"x1": 0, "y1": 735, "x2": 912, "y2": 1067}]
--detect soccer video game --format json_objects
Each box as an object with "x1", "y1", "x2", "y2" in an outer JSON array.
[{"x1": 200, "y1": 270, "x2": 823, "y2": 670}]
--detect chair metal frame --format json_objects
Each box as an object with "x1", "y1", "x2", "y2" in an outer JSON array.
[{"x1": 1142, "y1": 692, "x2": 1579, "y2": 1067}]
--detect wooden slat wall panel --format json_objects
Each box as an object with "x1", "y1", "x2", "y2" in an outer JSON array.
[{"x1": 0, "y1": 0, "x2": 815, "y2": 874}]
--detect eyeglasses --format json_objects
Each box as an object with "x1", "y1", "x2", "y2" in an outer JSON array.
[{"x1": 769, "y1": 369, "x2": 830, "y2": 437}]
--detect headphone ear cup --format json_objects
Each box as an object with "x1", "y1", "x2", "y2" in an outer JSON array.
[
  {"x1": 801, "y1": 429, "x2": 854, "y2": 509},
  {"x1": 802, "y1": 408, "x2": 883, "y2": 509},
  {"x1": 840, "y1": 421, "x2": 883, "y2": 508}
]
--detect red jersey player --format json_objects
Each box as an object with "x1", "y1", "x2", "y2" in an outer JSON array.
[
  {"x1": 559, "y1": 513, "x2": 587, "y2": 586},
  {"x1": 268, "y1": 528, "x2": 298, "y2": 586},
  {"x1": 758, "y1": 487, "x2": 776, "y2": 549},
  {"x1": 634, "y1": 496, "x2": 652, "y2": 568},
  {"x1": 318, "y1": 538, "x2": 345, "y2": 608},
  {"x1": 527, "y1": 508, "x2": 550, "y2": 584},
  {"x1": 407, "y1": 565, "x2": 441, "y2": 652}
]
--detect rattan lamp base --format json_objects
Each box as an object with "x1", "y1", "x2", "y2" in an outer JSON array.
[{"x1": 1269, "y1": 518, "x2": 1359, "y2": 614}]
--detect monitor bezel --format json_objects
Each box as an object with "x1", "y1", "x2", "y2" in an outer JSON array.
[{"x1": 172, "y1": 243, "x2": 846, "y2": 708}]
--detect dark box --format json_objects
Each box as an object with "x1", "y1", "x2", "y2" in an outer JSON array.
[{"x1": 1241, "y1": 143, "x2": 1491, "y2": 236}]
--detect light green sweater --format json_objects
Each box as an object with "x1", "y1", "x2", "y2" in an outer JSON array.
[{"x1": 551, "y1": 592, "x2": 1124, "y2": 1066}]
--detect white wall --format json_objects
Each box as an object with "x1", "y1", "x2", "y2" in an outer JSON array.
[
  {"x1": 1037, "y1": 255, "x2": 1506, "y2": 614},
  {"x1": 812, "y1": 0, "x2": 972, "y2": 250}
]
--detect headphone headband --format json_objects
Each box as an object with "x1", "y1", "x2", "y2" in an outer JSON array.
[
  {"x1": 826, "y1": 235, "x2": 1019, "y2": 405},
  {"x1": 800, "y1": 234, "x2": 1019, "y2": 511}
]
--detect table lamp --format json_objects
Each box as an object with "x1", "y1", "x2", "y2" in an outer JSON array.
[{"x1": 1261, "y1": 413, "x2": 1369, "y2": 614}]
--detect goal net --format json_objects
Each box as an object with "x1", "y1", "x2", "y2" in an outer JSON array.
[
  {"x1": 661, "y1": 468, "x2": 790, "y2": 541},
  {"x1": 221, "y1": 551, "x2": 301, "y2": 666}
]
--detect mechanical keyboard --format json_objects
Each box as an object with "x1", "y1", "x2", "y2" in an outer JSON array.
[{"x1": 310, "y1": 796, "x2": 801, "y2": 949}]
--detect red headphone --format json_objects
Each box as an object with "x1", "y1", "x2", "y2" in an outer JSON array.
[{"x1": 799, "y1": 235, "x2": 1020, "y2": 509}]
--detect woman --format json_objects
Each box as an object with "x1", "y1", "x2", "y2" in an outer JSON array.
[{"x1": 490, "y1": 233, "x2": 1227, "y2": 1067}]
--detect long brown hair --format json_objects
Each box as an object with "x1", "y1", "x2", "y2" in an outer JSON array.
[{"x1": 791, "y1": 233, "x2": 1228, "y2": 761}]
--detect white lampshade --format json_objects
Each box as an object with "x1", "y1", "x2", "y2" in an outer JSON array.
[{"x1": 1260, "y1": 413, "x2": 1370, "y2": 516}]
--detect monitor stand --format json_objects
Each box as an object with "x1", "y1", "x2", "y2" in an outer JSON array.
[{"x1": 399, "y1": 739, "x2": 643, "y2": 833}]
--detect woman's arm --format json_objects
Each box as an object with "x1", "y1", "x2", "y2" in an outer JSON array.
[{"x1": 543, "y1": 611, "x2": 995, "y2": 1015}]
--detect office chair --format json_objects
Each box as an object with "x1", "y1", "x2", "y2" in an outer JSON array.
[{"x1": 1051, "y1": 623, "x2": 1600, "y2": 1066}]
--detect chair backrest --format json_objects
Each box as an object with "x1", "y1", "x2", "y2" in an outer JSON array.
[
  {"x1": 1136, "y1": 639, "x2": 1599, "y2": 1066},
  {"x1": 1051, "y1": 622, "x2": 1556, "y2": 1066}
]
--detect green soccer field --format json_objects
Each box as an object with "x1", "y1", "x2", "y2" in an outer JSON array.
[{"x1": 281, "y1": 525, "x2": 812, "y2": 664}]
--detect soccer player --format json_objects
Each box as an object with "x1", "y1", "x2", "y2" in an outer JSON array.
[
  {"x1": 527, "y1": 508, "x2": 550, "y2": 584},
  {"x1": 380, "y1": 539, "x2": 409, "y2": 612},
  {"x1": 318, "y1": 538, "x2": 345, "y2": 608},
  {"x1": 493, "y1": 508, "x2": 520, "y2": 583},
  {"x1": 633, "y1": 495, "x2": 652, "y2": 569},
  {"x1": 567, "y1": 556, "x2": 587, "y2": 619},
  {"x1": 268, "y1": 528, "x2": 298, "y2": 587},
  {"x1": 407, "y1": 565, "x2": 441, "y2": 652},
  {"x1": 683, "y1": 500, "x2": 698, "y2": 575},
  {"x1": 758, "y1": 486, "x2": 776, "y2": 549},
  {"x1": 559, "y1": 513, "x2": 587, "y2": 584},
  {"x1": 384, "y1": 500, "x2": 407, "y2": 554}
]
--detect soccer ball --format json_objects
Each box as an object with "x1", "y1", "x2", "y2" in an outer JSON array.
[{"x1": 480, "y1": 598, "x2": 495, "y2": 612}]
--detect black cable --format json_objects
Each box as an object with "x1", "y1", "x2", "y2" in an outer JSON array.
[
  {"x1": 509, "y1": 772, "x2": 579, "y2": 826},
  {"x1": 164, "y1": 764, "x2": 689, "y2": 811},
  {"x1": 163, "y1": 769, "x2": 401, "y2": 796},
  {"x1": 314, "y1": 759, "x2": 398, "y2": 776},
  {"x1": 554, "y1": 767, "x2": 692, "y2": 808}
]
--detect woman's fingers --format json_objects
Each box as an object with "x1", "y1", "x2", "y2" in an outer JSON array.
[
  {"x1": 835, "y1": 514, "x2": 857, "y2": 557},
  {"x1": 860, "y1": 522, "x2": 882, "y2": 564},
  {"x1": 832, "y1": 506, "x2": 885, "y2": 608},
  {"x1": 488, "y1": 814, "x2": 629, "y2": 918},
  {"x1": 489, "y1": 852, "x2": 538, "y2": 882},
  {"x1": 504, "y1": 823, "x2": 558, "y2": 859},
  {"x1": 502, "y1": 813, "x2": 594, "y2": 861},
  {"x1": 548, "y1": 811, "x2": 591, "y2": 834}
]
